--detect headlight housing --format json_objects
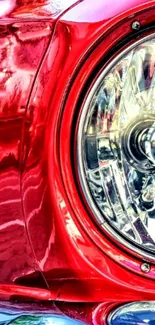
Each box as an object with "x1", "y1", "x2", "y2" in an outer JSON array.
[{"x1": 77, "y1": 34, "x2": 155, "y2": 257}]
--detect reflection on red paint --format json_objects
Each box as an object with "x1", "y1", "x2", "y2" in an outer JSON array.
[
  {"x1": 0, "y1": 0, "x2": 155, "y2": 322},
  {"x1": 0, "y1": 0, "x2": 78, "y2": 20},
  {"x1": 0, "y1": 19, "x2": 52, "y2": 286},
  {"x1": 13, "y1": 0, "x2": 155, "y2": 305},
  {"x1": 0, "y1": 1, "x2": 16, "y2": 17}
]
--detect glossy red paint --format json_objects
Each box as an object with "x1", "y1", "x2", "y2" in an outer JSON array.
[
  {"x1": 0, "y1": 18, "x2": 54, "y2": 289},
  {"x1": 0, "y1": 0, "x2": 84, "y2": 300},
  {"x1": 92, "y1": 303, "x2": 120, "y2": 325},
  {"x1": 0, "y1": 0, "x2": 79, "y2": 20},
  {"x1": 17, "y1": 0, "x2": 155, "y2": 303},
  {"x1": 0, "y1": 0, "x2": 155, "y2": 316}
]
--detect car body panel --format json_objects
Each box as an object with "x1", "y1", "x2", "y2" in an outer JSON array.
[
  {"x1": 0, "y1": 0, "x2": 79, "y2": 20},
  {"x1": 0, "y1": 0, "x2": 85, "y2": 298},
  {"x1": 0, "y1": 19, "x2": 53, "y2": 291},
  {"x1": 0, "y1": 0, "x2": 154, "y2": 312},
  {"x1": 19, "y1": 0, "x2": 155, "y2": 302}
]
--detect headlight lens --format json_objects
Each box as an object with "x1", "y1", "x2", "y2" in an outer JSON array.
[{"x1": 78, "y1": 35, "x2": 155, "y2": 256}]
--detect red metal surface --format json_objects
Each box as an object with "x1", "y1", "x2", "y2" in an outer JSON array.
[
  {"x1": 39, "y1": 0, "x2": 155, "y2": 302},
  {"x1": 0, "y1": 0, "x2": 155, "y2": 321},
  {"x1": 0, "y1": 17, "x2": 53, "y2": 289},
  {"x1": 0, "y1": 0, "x2": 84, "y2": 300},
  {"x1": 0, "y1": 0, "x2": 79, "y2": 20}
]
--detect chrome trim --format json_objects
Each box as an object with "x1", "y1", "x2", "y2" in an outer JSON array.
[
  {"x1": 77, "y1": 33, "x2": 155, "y2": 262},
  {"x1": 108, "y1": 301, "x2": 155, "y2": 325}
]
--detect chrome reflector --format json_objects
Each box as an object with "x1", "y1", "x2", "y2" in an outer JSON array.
[
  {"x1": 108, "y1": 302, "x2": 155, "y2": 325},
  {"x1": 77, "y1": 35, "x2": 155, "y2": 257}
]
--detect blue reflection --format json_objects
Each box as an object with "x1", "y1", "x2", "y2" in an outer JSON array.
[
  {"x1": 0, "y1": 313, "x2": 85, "y2": 324},
  {"x1": 109, "y1": 302, "x2": 155, "y2": 325}
]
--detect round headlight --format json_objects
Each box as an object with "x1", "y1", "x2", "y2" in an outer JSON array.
[{"x1": 77, "y1": 34, "x2": 155, "y2": 257}]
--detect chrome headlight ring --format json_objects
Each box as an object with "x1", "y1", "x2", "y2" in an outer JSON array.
[{"x1": 77, "y1": 33, "x2": 155, "y2": 260}]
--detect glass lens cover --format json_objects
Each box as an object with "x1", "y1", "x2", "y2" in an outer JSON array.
[{"x1": 78, "y1": 36, "x2": 155, "y2": 255}]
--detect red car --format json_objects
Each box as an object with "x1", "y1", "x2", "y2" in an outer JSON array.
[{"x1": 0, "y1": 0, "x2": 155, "y2": 324}]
